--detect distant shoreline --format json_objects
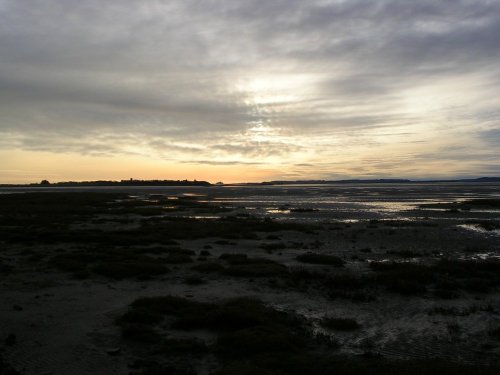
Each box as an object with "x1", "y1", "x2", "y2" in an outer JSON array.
[{"x1": 0, "y1": 176, "x2": 499, "y2": 188}]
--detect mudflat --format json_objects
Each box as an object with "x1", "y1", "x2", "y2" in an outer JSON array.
[{"x1": 1, "y1": 183, "x2": 499, "y2": 374}]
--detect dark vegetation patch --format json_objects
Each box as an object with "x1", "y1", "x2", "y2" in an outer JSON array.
[
  {"x1": 223, "y1": 262, "x2": 288, "y2": 277},
  {"x1": 117, "y1": 295, "x2": 306, "y2": 373},
  {"x1": 386, "y1": 250, "x2": 425, "y2": 258},
  {"x1": 296, "y1": 253, "x2": 345, "y2": 266},
  {"x1": 160, "y1": 338, "x2": 208, "y2": 356},
  {"x1": 0, "y1": 260, "x2": 13, "y2": 275},
  {"x1": 140, "y1": 216, "x2": 315, "y2": 241},
  {"x1": 190, "y1": 254, "x2": 288, "y2": 277},
  {"x1": 0, "y1": 354, "x2": 21, "y2": 375},
  {"x1": 118, "y1": 295, "x2": 500, "y2": 375},
  {"x1": 0, "y1": 192, "x2": 316, "y2": 247},
  {"x1": 131, "y1": 243, "x2": 181, "y2": 253},
  {"x1": 290, "y1": 208, "x2": 318, "y2": 213},
  {"x1": 183, "y1": 276, "x2": 206, "y2": 285},
  {"x1": 50, "y1": 249, "x2": 169, "y2": 279},
  {"x1": 460, "y1": 199, "x2": 500, "y2": 207},
  {"x1": 428, "y1": 304, "x2": 496, "y2": 316},
  {"x1": 191, "y1": 262, "x2": 225, "y2": 273},
  {"x1": 320, "y1": 317, "x2": 361, "y2": 331},
  {"x1": 489, "y1": 327, "x2": 500, "y2": 339},
  {"x1": 164, "y1": 252, "x2": 193, "y2": 264},
  {"x1": 119, "y1": 295, "x2": 301, "y2": 335},
  {"x1": 0, "y1": 192, "x2": 126, "y2": 226},
  {"x1": 214, "y1": 240, "x2": 236, "y2": 245},
  {"x1": 370, "y1": 259, "x2": 500, "y2": 295},
  {"x1": 260, "y1": 242, "x2": 287, "y2": 251},
  {"x1": 287, "y1": 267, "x2": 376, "y2": 302},
  {"x1": 214, "y1": 357, "x2": 500, "y2": 375},
  {"x1": 121, "y1": 323, "x2": 163, "y2": 343},
  {"x1": 370, "y1": 262, "x2": 433, "y2": 295},
  {"x1": 419, "y1": 198, "x2": 500, "y2": 210},
  {"x1": 465, "y1": 221, "x2": 500, "y2": 231},
  {"x1": 287, "y1": 258, "x2": 500, "y2": 299},
  {"x1": 266, "y1": 235, "x2": 281, "y2": 240}
]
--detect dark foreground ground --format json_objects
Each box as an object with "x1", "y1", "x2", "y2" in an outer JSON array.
[{"x1": 1, "y1": 184, "x2": 499, "y2": 374}]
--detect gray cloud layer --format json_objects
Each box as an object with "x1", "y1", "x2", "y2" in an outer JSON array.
[{"x1": 1, "y1": 0, "x2": 499, "y2": 178}]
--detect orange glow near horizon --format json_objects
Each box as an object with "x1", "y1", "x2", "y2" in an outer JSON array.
[{"x1": 0, "y1": 150, "x2": 278, "y2": 184}]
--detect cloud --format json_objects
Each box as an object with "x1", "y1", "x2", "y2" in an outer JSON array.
[
  {"x1": 0, "y1": 0, "x2": 499, "y2": 179},
  {"x1": 181, "y1": 160, "x2": 263, "y2": 166}
]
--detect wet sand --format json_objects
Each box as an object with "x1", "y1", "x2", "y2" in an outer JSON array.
[{"x1": 0, "y1": 183, "x2": 499, "y2": 374}]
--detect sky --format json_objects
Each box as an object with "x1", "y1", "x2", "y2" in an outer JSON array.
[{"x1": 1, "y1": 0, "x2": 499, "y2": 183}]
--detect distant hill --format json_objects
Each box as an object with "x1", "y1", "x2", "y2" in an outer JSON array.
[{"x1": 252, "y1": 177, "x2": 500, "y2": 185}]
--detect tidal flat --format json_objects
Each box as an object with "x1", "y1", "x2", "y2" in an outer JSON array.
[{"x1": 1, "y1": 183, "x2": 500, "y2": 374}]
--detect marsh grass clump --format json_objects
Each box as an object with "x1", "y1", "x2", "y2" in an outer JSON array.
[
  {"x1": 121, "y1": 323, "x2": 162, "y2": 343},
  {"x1": 0, "y1": 261, "x2": 12, "y2": 274},
  {"x1": 164, "y1": 252, "x2": 193, "y2": 264},
  {"x1": 191, "y1": 262, "x2": 225, "y2": 273},
  {"x1": 321, "y1": 317, "x2": 361, "y2": 331},
  {"x1": 216, "y1": 324, "x2": 303, "y2": 357},
  {"x1": 130, "y1": 295, "x2": 212, "y2": 317},
  {"x1": 488, "y1": 327, "x2": 500, "y2": 339},
  {"x1": 370, "y1": 261, "x2": 434, "y2": 295},
  {"x1": 325, "y1": 274, "x2": 376, "y2": 302},
  {"x1": 459, "y1": 199, "x2": 500, "y2": 208},
  {"x1": 160, "y1": 338, "x2": 208, "y2": 356},
  {"x1": 223, "y1": 262, "x2": 288, "y2": 277},
  {"x1": 0, "y1": 354, "x2": 21, "y2": 375},
  {"x1": 140, "y1": 216, "x2": 316, "y2": 241},
  {"x1": 219, "y1": 253, "x2": 249, "y2": 264},
  {"x1": 386, "y1": 250, "x2": 424, "y2": 258},
  {"x1": 0, "y1": 192, "x2": 125, "y2": 224},
  {"x1": 213, "y1": 353, "x2": 500, "y2": 375},
  {"x1": 119, "y1": 295, "x2": 309, "y2": 374},
  {"x1": 118, "y1": 295, "x2": 500, "y2": 375},
  {"x1": 288, "y1": 266, "x2": 320, "y2": 282},
  {"x1": 420, "y1": 198, "x2": 500, "y2": 211},
  {"x1": 223, "y1": 257, "x2": 288, "y2": 277},
  {"x1": 287, "y1": 268, "x2": 375, "y2": 301},
  {"x1": 92, "y1": 261, "x2": 167, "y2": 279},
  {"x1": 426, "y1": 304, "x2": 495, "y2": 317},
  {"x1": 132, "y1": 243, "x2": 181, "y2": 254},
  {"x1": 435, "y1": 259, "x2": 500, "y2": 293},
  {"x1": 192, "y1": 255, "x2": 289, "y2": 277},
  {"x1": 296, "y1": 253, "x2": 344, "y2": 266},
  {"x1": 50, "y1": 249, "x2": 169, "y2": 279},
  {"x1": 433, "y1": 289, "x2": 460, "y2": 299},
  {"x1": 183, "y1": 275, "x2": 206, "y2": 285},
  {"x1": 290, "y1": 207, "x2": 318, "y2": 213},
  {"x1": 117, "y1": 308, "x2": 164, "y2": 325},
  {"x1": 260, "y1": 242, "x2": 287, "y2": 251},
  {"x1": 120, "y1": 295, "x2": 304, "y2": 342},
  {"x1": 215, "y1": 240, "x2": 236, "y2": 245},
  {"x1": 0, "y1": 193, "x2": 317, "y2": 253},
  {"x1": 471, "y1": 221, "x2": 500, "y2": 231},
  {"x1": 369, "y1": 258, "x2": 500, "y2": 295}
]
